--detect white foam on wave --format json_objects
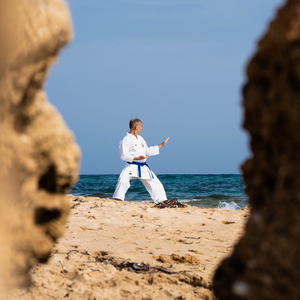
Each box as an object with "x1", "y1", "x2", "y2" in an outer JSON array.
[
  {"x1": 177, "y1": 199, "x2": 191, "y2": 203},
  {"x1": 218, "y1": 201, "x2": 241, "y2": 210}
]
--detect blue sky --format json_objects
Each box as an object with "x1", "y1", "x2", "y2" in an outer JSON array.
[{"x1": 46, "y1": 0, "x2": 283, "y2": 174}]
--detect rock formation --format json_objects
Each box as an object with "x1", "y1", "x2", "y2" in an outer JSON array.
[
  {"x1": 213, "y1": 0, "x2": 300, "y2": 299},
  {"x1": 0, "y1": 0, "x2": 79, "y2": 290}
]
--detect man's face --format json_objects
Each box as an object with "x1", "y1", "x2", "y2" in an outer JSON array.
[{"x1": 136, "y1": 122, "x2": 142, "y2": 133}]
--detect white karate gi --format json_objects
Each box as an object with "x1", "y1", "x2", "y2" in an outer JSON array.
[{"x1": 113, "y1": 133, "x2": 167, "y2": 203}]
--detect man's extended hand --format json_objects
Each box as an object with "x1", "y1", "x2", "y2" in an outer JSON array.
[
  {"x1": 134, "y1": 155, "x2": 149, "y2": 160},
  {"x1": 159, "y1": 137, "x2": 170, "y2": 149}
]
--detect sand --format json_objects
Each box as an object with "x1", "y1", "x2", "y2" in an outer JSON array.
[{"x1": 8, "y1": 195, "x2": 249, "y2": 300}]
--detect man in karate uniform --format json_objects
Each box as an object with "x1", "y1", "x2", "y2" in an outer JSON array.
[{"x1": 113, "y1": 118, "x2": 169, "y2": 203}]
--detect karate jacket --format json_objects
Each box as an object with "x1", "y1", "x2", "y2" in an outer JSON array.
[{"x1": 118, "y1": 133, "x2": 159, "y2": 179}]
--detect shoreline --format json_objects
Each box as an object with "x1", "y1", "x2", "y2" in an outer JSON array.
[
  {"x1": 70, "y1": 174, "x2": 247, "y2": 210},
  {"x1": 69, "y1": 194, "x2": 248, "y2": 210},
  {"x1": 10, "y1": 195, "x2": 249, "y2": 300}
]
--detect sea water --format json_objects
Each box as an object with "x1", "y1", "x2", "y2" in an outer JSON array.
[{"x1": 70, "y1": 174, "x2": 247, "y2": 210}]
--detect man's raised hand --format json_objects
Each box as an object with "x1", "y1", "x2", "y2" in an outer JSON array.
[{"x1": 159, "y1": 137, "x2": 170, "y2": 149}]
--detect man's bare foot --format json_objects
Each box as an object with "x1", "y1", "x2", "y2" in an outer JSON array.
[{"x1": 114, "y1": 198, "x2": 123, "y2": 201}]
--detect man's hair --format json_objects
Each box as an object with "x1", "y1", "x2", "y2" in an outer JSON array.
[{"x1": 129, "y1": 118, "x2": 142, "y2": 129}]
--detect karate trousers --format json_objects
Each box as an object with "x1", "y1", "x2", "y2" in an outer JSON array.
[{"x1": 113, "y1": 168, "x2": 167, "y2": 203}]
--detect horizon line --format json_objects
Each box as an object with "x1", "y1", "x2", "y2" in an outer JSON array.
[{"x1": 78, "y1": 173, "x2": 242, "y2": 176}]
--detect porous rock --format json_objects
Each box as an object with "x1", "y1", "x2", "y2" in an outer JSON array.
[
  {"x1": 213, "y1": 0, "x2": 300, "y2": 299},
  {"x1": 0, "y1": 0, "x2": 79, "y2": 290}
]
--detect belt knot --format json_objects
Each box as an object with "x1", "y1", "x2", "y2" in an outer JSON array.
[{"x1": 127, "y1": 161, "x2": 154, "y2": 179}]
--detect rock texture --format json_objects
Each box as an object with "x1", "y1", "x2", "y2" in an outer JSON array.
[
  {"x1": 213, "y1": 0, "x2": 300, "y2": 299},
  {"x1": 0, "y1": 0, "x2": 79, "y2": 291}
]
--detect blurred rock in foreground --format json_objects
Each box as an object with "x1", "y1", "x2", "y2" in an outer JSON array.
[
  {"x1": 213, "y1": 0, "x2": 300, "y2": 299},
  {"x1": 0, "y1": 0, "x2": 79, "y2": 291}
]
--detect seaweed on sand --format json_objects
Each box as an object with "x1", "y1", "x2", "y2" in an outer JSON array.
[{"x1": 153, "y1": 199, "x2": 186, "y2": 209}]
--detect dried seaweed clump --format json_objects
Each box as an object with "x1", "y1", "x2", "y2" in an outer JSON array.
[{"x1": 154, "y1": 199, "x2": 186, "y2": 209}]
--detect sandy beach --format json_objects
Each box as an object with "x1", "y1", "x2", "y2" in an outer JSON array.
[{"x1": 9, "y1": 195, "x2": 249, "y2": 300}]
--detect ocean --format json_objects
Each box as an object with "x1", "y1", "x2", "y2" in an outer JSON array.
[{"x1": 70, "y1": 174, "x2": 247, "y2": 210}]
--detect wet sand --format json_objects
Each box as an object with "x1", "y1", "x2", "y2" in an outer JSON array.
[{"x1": 9, "y1": 195, "x2": 249, "y2": 300}]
